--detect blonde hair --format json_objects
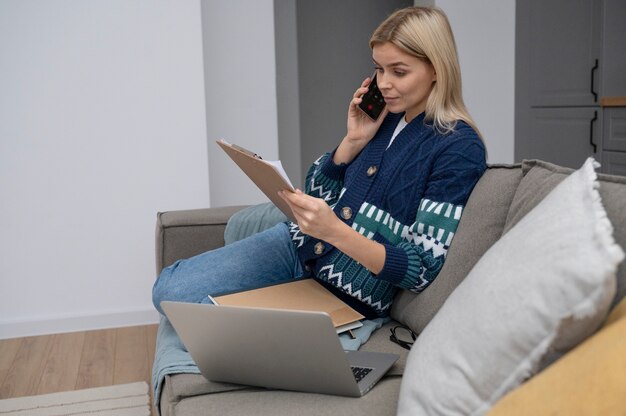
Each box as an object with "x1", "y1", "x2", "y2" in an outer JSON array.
[{"x1": 370, "y1": 7, "x2": 481, "y2": 137}]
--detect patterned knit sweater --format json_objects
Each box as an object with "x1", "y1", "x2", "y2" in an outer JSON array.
[{"x1": 289, "y1": 112, "x2": 486, "y2": 317}]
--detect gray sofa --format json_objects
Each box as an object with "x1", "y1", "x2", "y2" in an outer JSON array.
[{"x1": 153, "y1": 160, "x2": 626, "y2": 416}]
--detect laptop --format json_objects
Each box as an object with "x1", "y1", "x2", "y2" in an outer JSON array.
[{"x1": 161, "y1": 301, "x2": 399, "y2": 397}]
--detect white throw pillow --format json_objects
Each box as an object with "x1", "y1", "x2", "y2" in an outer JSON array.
[{"x1": 397, "y1": 158, "x2": 625, "y2": 416}]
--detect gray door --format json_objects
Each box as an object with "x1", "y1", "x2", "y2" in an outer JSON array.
[
  {"x1": 601, "y1": 0, "x2": 626, "y2": 96},
  {"x1": 525, "y1": 0, "x2": 602, "y2": 107},
  {"x1": 603, "y1": 108, "x2": 626, "y2": 152},
  {"x1": 602, "y1": 151, "x2": 626, "y2": 176},
  {"x1": 519, "y1": 107, "x2": 601, "y2": 169}
]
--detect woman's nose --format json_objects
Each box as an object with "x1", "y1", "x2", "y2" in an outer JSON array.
[{"x1": 377, "y1": 74, "x2": 391, "y2": 90}]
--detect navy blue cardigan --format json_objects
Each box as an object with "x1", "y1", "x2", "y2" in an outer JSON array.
[{"x1": 289, "y1": 112, "x2": 486, "y2": 317}]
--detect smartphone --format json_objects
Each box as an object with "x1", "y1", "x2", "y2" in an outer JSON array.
[{"x1": 358, "y1": 73, "x2": 386, "y2": 121}]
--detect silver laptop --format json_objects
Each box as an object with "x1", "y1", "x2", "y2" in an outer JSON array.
[{"x1": 161, "y1": 301, "x2": 399, "y2": 397}]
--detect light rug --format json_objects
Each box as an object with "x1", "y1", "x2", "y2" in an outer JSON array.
[{"x1": 0, "y1": 381, "x2": 150, "y2": 416}]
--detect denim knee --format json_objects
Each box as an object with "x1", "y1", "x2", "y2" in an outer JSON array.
[{"x1": 152, "y1": 261, "x2": 179, "y2": 315}]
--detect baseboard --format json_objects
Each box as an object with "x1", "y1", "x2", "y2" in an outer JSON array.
[{"x1": 0, "y1": 307, "x2": 161, "y2": 339}]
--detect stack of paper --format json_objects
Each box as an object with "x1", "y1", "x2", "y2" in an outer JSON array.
[{"x1": 209, "y1": 279, "x2": 364, "y2": 334}]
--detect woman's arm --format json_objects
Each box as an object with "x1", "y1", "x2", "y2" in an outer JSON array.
[
  {"x1": 374, "y1": 139, "x2": 487, "y2": 292},
  {"x1": 302, "y1": 77, "x2": 388, "y2": 204},
  {"x1": 279, "y1": 189, "x2": 386, "y2": 273},
  {"x1": 303, "y1": 154, "x2": 345, "y2": 204},
  {"x1": 282, "y1": 137, "x2": 486, "y2": 294},
  {"x1": 334, "y1": 77, "x2": 388, "y2": 165}
]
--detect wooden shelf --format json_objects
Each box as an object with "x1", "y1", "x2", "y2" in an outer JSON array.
[{"x1": 600, "y1": 96, "x2": 626, "y2": 107}]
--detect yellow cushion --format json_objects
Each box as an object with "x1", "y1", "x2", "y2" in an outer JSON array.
[
  {"x1": 605, "y1": 296, "x2": 626, "y2": 326},
  {"x1": 488, "y1": 297, "x2": 626, "y2": 416}
]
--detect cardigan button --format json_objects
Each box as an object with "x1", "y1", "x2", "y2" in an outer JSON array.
[
  {"x1": 367, "y1": 165, "x2": 378, "y2": 177},
  {"x1": 341, "y1": 206, "x2": 353, "y2": 220},
  {"x1": 314, "y1": 242, "x2": 325, "y2": 255}
]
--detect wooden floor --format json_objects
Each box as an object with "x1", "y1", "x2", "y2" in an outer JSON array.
[{"x1": 0, "y1": 324, "x2": 158, "y2": 414}]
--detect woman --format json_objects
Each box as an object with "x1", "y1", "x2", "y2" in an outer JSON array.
[{"x1": 153, "y1": 6, "x2": 486, "y2": 319}]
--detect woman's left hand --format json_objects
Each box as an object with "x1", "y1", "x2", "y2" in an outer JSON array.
[{"x1": 279, "y1": 189, "x2": 342, "y2": 241}]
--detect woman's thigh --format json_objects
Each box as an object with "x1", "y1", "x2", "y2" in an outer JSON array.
[{"x1": 152, "y1": 223, "x2": 302, "y2": 314}]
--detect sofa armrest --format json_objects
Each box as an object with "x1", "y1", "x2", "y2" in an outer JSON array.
[{"x1": 155, "y1": 205, "x2": 248, "y2": 274}]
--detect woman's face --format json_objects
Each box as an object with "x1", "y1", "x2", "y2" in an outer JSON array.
[{"x1": 372, "y1": 42, "x2": 436, "y2": 122}]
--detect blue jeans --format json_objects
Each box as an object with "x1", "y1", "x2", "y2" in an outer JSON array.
[{"x1": 152, "y1": 223, "x2": 304, "y2": 315}]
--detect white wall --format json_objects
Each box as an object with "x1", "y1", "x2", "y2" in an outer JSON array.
[
  {"x1": 0, "y1": 0, "x2": 209, "y2": 338},
  {"x1": 436, "y1": 0, "x2": 516, "y2": 163},
  {"x1": 202, "y1": 0, "x2": 279, "y2": 207}
]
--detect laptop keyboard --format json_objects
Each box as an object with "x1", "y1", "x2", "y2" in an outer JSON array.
[{"x1": 351, "y1": 366, "x2": 373, "y2": 383}]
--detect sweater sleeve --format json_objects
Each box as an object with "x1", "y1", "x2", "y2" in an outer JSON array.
[
  {"x1": 303, "y1": 151, "x2": 348, "y2": 206},
  {"x1": 375, "y1": 139, "x2": 486, "y2": 292}
]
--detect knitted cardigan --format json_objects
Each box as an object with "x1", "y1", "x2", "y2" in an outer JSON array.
[{"x1": 289, "y1": 112, "x2": 486, "y2": 317}]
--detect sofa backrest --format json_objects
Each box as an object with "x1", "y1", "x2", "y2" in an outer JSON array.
[
  {"x1": 391, "y1": 164, "x2": 524, "y2": 332},
  {"x1": 391, "y1": 160, "x2": 626, "y2": 334}
]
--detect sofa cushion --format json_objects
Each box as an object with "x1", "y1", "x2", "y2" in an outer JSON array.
[
  {"x1": 159, "y1": 374, "x2": 248, "y2": 416},
  {"x1": 486, "y1": 296, "x2": 626, "y2": 416},
  {"x1": 156, "y1": 206, "x2": 248, "y2": 272},
  {"x1": 391, "y1": 164, "x2": 523, "y2": 333},
  {"x1": 159, "y1": 321, "x2": 409, "y2": 416},
  {"x1": 173, "y1": 377, "x2": 402, "y2": 416},
  {"x1": 397, "y1": 158, "x2": 624, "y2": 416},
  {"x1": 504, "y1": 159, "x2": 626, "y2": 309}
]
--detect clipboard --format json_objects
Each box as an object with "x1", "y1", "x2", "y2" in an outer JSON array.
[
  {"x1": 217, "y1": 139, "x2": 296, "y2": 222},
  {"x1": 208, "y1": 279, "x2": 365, "y2": 334}
]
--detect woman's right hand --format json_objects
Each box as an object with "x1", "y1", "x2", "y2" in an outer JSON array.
[{"x1": 333, "y1": 77, "x2": 389, "y2": 165}]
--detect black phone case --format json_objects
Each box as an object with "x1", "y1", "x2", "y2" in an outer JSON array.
[{"x1": 358, "y1": 75, "x2": 386, "y2": 121}]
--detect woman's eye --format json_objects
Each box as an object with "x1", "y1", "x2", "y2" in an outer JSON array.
[{"x1": 394, "y1": 71, "x2": 406, "y2": 77}]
